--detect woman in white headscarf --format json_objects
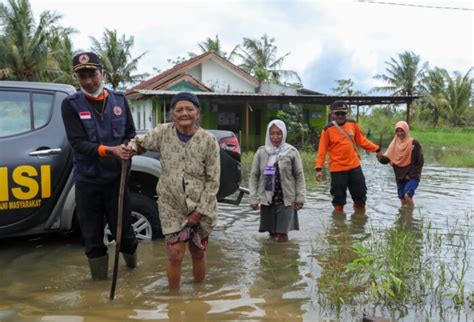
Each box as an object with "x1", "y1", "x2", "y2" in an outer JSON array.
[{"x1": 249, "y1": 119, "x2": 306, "y2": 242}]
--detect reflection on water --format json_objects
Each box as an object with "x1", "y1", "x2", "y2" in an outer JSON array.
[
  {"x1": 1, "y1": 153, "x2": 473, "y2": 321},
  {"x1": 248, "y1": 240, "x2": 304, "y2": 321}
]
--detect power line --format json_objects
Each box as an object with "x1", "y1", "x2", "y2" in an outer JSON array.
[{"x1": 357, "y1": 0, "x2": 474, "y2": 11}]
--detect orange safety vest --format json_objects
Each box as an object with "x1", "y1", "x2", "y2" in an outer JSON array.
[{"x1": 314, "y1": 119, "x2": 379, "y2": 172}]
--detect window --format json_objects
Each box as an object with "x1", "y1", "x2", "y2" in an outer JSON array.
[
  {"x1": 33, "y1": 93, "x2": 53, "y2": 129},
  {"x1": 0, "y1": 91, "x2": 53, "y2": 137},
  {"x1": 218, "y1": 105, "x2": 241, "y2": 133}
]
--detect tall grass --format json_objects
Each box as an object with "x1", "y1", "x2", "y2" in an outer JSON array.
[
  {"x1": 411, "y1": 128, "x2": 474, "y2": 148},
  {"x1": 409, "y1": 128, "x2": 474, "y2": 167},
  {"x1": 435, "y1": 150, "x2": 474, "y2": 168},
  {"x1": 311, "y1": 211, "x2": 473, "y2": 316}
]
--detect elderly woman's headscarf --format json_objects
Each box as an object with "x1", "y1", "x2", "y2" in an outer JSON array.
[
  {"x1": 383, "y1": 121, "x2": 413, "y2": 167},
  {"x1": 265, "y1": 119, "x2": 292, "y2": 167}
]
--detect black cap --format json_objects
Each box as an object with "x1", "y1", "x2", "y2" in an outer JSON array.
[
  {"x1": 73, "y1": 52, "x2": 102, "y2": 72},
  {"x1": 331, "y1": 100, "x2": 349, "y2": 111},
  {"x1": 170, "y1": 92, "x2": 200, "y2": 109}
]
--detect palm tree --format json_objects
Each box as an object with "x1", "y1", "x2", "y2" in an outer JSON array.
[
  {"x1": 47, "y1": 28, "x2": 76, "y2": 85},
  {"x1": 372, "y1": 51, "x2": 427, "y2": 123},
  {"x1": 90, "y1": 29, "x2": 148, "y2": 90},
  {"x1": 443, "y1": 68, "x2": 473, "y2": 127},
  {"x1": 0, "y1": 0, "x2": 69, "y2": 81},
  {"x1": 236, "y1": 34, "x2": 301, "y2": 85},
  {"x1": 332, "y1": 79, "x2": 364, "y2": 96},
  {"x1": 419, "y1": 67, "x2": 449, "y2": 127},
  {"x1": 195, "y1": 35, "x2": 239, "y2": 61}
]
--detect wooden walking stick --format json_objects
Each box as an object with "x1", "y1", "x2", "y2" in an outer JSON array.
[{"x1": 110, "y1": 156, "x2": 128, "y2": 300}]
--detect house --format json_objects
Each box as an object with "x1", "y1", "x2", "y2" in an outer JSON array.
[
  {"x1": 125, "y1": 52, "x2": 417, "y2": 149},
  {"x1": 125, "y1": 52, "x2": 328, "y2": 149}
]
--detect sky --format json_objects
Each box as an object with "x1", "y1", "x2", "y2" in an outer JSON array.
[{"x1": 23, "y1": 0, "x2": 474, "y2": 94}]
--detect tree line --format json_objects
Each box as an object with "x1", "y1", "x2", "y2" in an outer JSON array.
[
  {"x1": 0, "y1": 0, "x2": 299, "y2": 88},
  {"x1": 1, "y1": 0, "x2": 472, "y2": 128},
  {"x1": 334, "y1": 52, "x2": 473, "y2": 128}
]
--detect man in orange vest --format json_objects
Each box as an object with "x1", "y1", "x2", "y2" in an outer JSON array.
[{"x1": 314, "y1": 100, "x2": 381, "y2": 213}]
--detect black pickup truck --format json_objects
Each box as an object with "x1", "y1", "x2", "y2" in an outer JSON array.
[{"x1": 0, "y1": 81, "x2": 245, "y2": 241}]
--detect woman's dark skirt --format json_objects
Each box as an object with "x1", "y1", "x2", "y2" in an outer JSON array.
[{"x1": 259, "y1": 204, "x2": 299, "y2": 234}]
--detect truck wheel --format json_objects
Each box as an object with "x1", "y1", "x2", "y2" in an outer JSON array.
[
  {"x1": 103, "y1": 192, "x2": 162, "y2": 246},
  {"x1": 129, "y1": 192, "x2": 163, "y2": 240}
]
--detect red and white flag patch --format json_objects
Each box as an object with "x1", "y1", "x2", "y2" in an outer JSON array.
[{"x1": 79, "y1": 111, "x2": 92, "y2": 119}]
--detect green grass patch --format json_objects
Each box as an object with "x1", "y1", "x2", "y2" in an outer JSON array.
[
  {"x1": 434, "y1": 149, "x2": 474, "y2": 168},
  {"x1": 410, "y1": 128, "x2": 474, "y2": 167},
  {"x1": 367, "y1": 128, "x2": 474, "y2": 168},
  {"x1": 311, "y1": 212, "x2": 473, "y2": 314},
  {"x1": 411, "y1": 128, "x2": 474, "y2": 148}
]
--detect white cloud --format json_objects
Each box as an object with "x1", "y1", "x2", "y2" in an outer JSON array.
[{"x1": 24, "y1": 0, "x2": 474, "y2": 92}]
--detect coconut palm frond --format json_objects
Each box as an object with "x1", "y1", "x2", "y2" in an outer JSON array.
[
  {"x1": 371, "y1": 51, "x2": 426, "y2": 97},
  {"x1": 90, "y1": 29, "x2": 147, "y2": 89},
  {"x1": 236, "y1": 34, "x2": 299, "y2": 85},
  {"x1": 0, "y1": 0, "x2": 71, "y2": 82}
]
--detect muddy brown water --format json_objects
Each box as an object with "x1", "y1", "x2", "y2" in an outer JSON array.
[{"x1": 1, "y1": 154, "x2": 473, "y2": 321}]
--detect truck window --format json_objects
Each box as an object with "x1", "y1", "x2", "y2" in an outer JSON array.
[
  {"x1": 0, "y1": 91, "x2": 53, "y2": 137},
  {"x1": 33, "y1": 93, "x2": 53, "y2": 129}
]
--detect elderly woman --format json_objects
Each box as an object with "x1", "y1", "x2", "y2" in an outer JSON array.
[
  {"x1": 377, "y1": 121, "x2": 424, "y2": 208},
  {"x1": 249, "y1": 119, "x2": 306, "y2": 242},
  {"x1": 130, "y1": 92, "x2": 220, "y2": 289}
]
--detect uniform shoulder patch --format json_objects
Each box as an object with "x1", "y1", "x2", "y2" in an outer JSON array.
[
  {"x1": 323, "y1": 122, "x2": 335, "y2": 131},
  {"x1": 66, "y1": 92, "x2": 81, "y2": 102},
  {"x1": 111, "y1": 90, "x2": 125, "y2": 97}
]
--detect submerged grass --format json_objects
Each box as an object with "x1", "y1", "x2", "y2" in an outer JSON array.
[{"x1": 311, "y1": 211, "x2": 473, "y2": 317}]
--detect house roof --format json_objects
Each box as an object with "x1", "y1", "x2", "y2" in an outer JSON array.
[
  {"x1": 297, "y1": 88, "x2": 325, "y2": 95},
  {"x1": 159, "y1": 73, "x2": 212, "y2": 91},
  {"x1": 126, "y1": 52, "x2": 259, "y2": 95}
]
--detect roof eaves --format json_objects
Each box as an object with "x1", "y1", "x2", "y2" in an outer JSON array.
[
  {"x1": 132, "y1": 90, "x2": 418, "y2": 104},
  {"x1": 128, "y1": 52, "x2": 212, "y2": 91},
  {"x1": 159, "y1": 74, "x2": 212, "y2": 91}
]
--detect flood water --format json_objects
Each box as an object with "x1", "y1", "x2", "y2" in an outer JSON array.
[{"x1": 1, "y1": 153, "x2": 473, "y2": 321}]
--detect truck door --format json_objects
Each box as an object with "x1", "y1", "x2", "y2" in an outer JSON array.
[{"x1": 0, "y1": 87, "x2": 73, "y2": 235}]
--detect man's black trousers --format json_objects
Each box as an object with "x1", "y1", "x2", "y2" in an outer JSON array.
[
  {"x1": 330, "y1": 166, "x2": 367, "y2": 206},
  {"x1": 75, "y1": 178, "x2": 138, "y2": 258}
]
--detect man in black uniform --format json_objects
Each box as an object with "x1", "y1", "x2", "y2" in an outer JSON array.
[{"x1": 62, "y1": 52, "x2": 138, "y2": 280}]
